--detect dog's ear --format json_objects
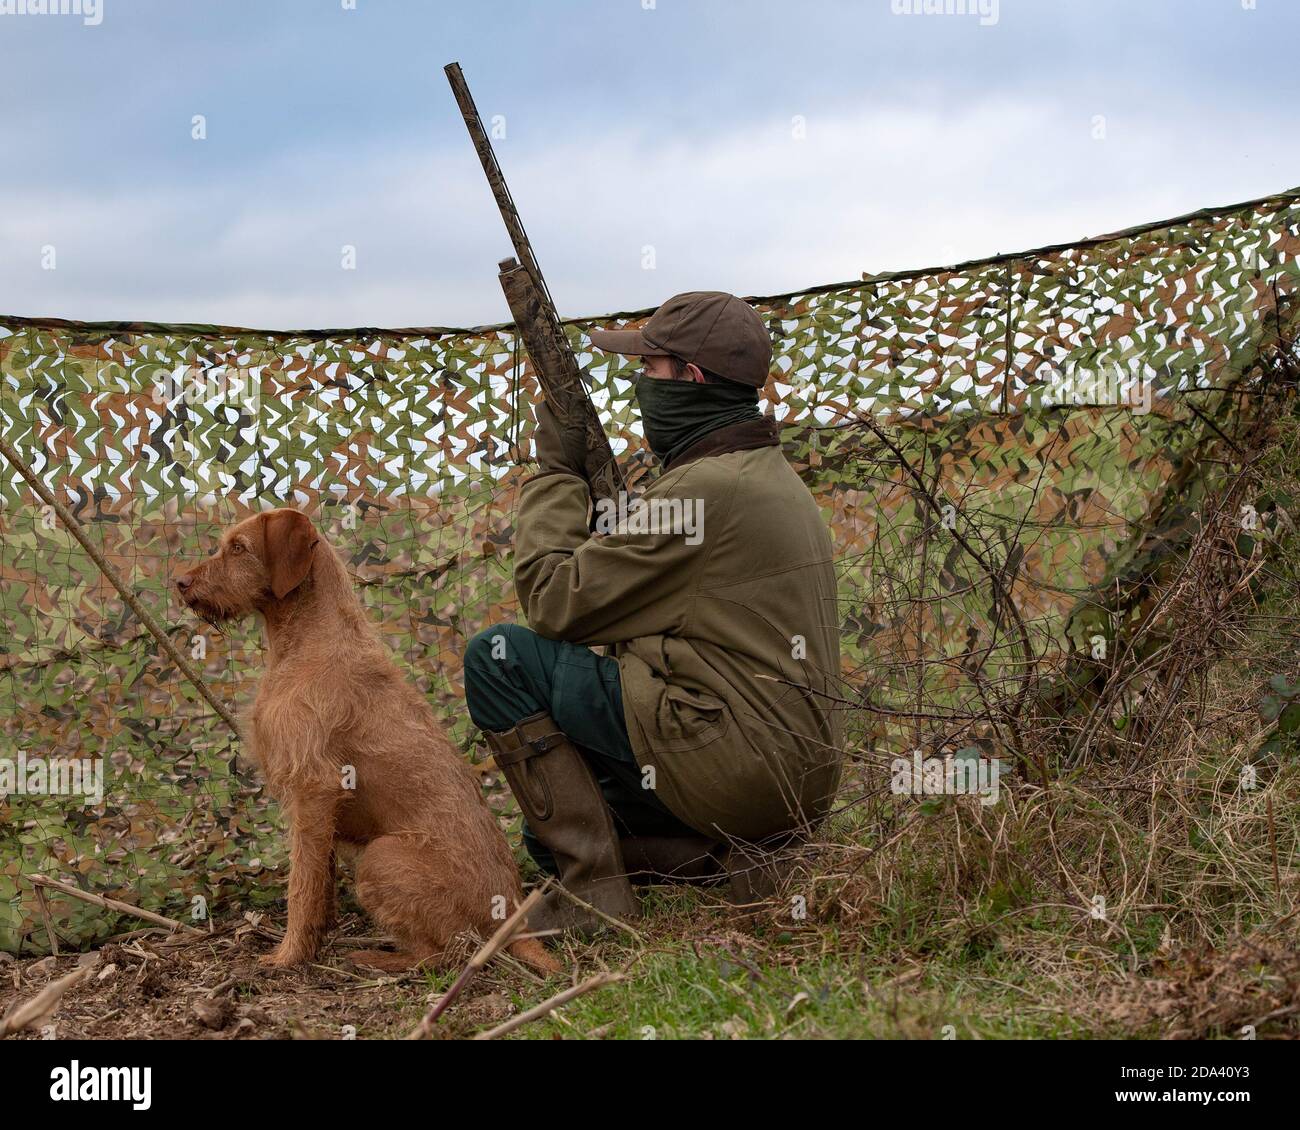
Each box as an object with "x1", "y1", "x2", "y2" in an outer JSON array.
[{"x1": 260, "y1": 509, "x2": 319, "y2": 599}]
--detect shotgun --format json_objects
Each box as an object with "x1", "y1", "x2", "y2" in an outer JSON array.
[{"x1": 444, "y1": 61, "x2": 624, "y2": 502}]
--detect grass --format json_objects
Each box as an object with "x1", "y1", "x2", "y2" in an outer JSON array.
[{"x1": 385, "y1": 875, "x2": 1166, "y2": 1040}]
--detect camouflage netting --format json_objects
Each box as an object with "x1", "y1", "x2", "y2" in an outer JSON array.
[{"x1": 2, "y1": 187, "x2": 1298, "y2": 952}]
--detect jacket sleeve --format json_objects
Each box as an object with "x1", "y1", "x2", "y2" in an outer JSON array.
[{"x1": 512, "y1": 470, "x2": 720, "y2": 645}]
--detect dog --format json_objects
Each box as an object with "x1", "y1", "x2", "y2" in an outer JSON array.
[{"x1": 174, "y1": 507, "x2": 555, "y2": 974}]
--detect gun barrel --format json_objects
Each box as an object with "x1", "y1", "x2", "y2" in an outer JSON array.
[
  {"x1": 444, "y1": 61, "x2": 625, "y2": 502},
  {"x1": 444, "y1": 62, "x2": 554, "y2": 311}
]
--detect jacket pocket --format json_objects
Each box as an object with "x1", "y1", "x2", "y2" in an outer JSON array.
[{"x1": 653, "y1": 683, "x2": 731, "y2": 754}]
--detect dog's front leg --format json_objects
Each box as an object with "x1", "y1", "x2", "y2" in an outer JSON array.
[
  {"x1": 322, "y1": 848, "x2": 338, "y2": 934},
  {"x1": 261, "y1": 789, "x2": 338, "y2": 968}
]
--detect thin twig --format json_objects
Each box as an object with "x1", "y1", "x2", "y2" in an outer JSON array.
[
  {"x1": 548, "y1": 883, "x2": 645, "y2": 943},
  {"x1": 472, "y1": 972, "x2": 625, "y2": 1040},
  {"x1": 33, "y1": 884, "x2": 60, "y2": 957},
  {"x1": 406, "y1": 887, "x2": 546, "y2": 1039},
  {"x1": 28, "y1": 874, "x2": 206, "y2": 937}
]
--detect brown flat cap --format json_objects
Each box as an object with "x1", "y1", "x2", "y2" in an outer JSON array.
[{"x1": 588, "y1": 291, "x2": 773, "y2": 387}]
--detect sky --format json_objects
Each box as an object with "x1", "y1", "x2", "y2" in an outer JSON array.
[{"x1": 1, "y1": 0, "x2": 1297, "y2": 331}]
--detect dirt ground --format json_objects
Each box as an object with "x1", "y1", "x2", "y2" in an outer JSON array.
[{"x1": 0, "y1": 913, "x2": 550, "y2": 1041}]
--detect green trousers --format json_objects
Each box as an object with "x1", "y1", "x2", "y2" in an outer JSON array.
[{"x1": 462, "y1": 623, "x2": 695, "y2": 875}]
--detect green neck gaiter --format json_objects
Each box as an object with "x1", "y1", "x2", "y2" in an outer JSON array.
[{"x1": 634, "y1": 376, "x2": 762, "y2": 466}]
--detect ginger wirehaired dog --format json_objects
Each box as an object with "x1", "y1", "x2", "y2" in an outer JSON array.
[{"x1": 174, "y1": 507, "x2": 553, "y2": 973}]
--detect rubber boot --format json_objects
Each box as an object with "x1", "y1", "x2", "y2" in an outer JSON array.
[
  {"x1": 619, "y1": 835, "x2": 725, "y2": 884},
  {"x1": 484, "y1": 711, "x2": 640, "y2": 937},
  {"x1": 719, "y1": 834, "x2": 804, "y2": 906}
]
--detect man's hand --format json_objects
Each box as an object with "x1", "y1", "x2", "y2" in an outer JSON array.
[{"x1": 533, "y1": 400, "x2": 589, "y2": 479}]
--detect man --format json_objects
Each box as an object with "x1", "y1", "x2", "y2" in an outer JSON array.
[{"x1": 463, "y1": 291, "x2": 843, "y2": 934}]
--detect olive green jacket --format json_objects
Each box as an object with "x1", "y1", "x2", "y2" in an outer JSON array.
[{"x1": 513, "y1": 418, "x2": 843, "y2": 840}]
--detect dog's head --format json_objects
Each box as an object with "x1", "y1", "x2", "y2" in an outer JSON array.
[{"x1": 174, "y1": 508, "x2": 321, "y2": 624}]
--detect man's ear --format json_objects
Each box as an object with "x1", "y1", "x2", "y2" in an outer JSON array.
[{"x1": 260, "y1": 509, "x2": 319, "y2": 600}]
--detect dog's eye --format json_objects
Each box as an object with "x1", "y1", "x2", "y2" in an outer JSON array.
[{"x1": 230, "y1": 543, "x2": 244, "y2": 555}]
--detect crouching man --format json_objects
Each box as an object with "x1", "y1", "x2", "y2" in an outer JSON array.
[{"x1": 463, "y1": 291, "x2": 843, "y2": 935}]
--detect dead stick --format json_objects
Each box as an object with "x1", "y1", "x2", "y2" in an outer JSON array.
[
  {"x1": 0, "y1": 433, "x2": 241, "y2": 736},
  {"x1": 0, "y1": 961, "x2": 98, "y2": 1038},
  {"x1": 406, "y1": 887, "x2": 546, "y2": 1039},
  {"x1": 473, "y1": 972, "x2": 624, "y2": 1040},
  {"x1": 29, "y1": 874, "x2": 205, "y2": 937},
  {"x1": 33, "y1": 884, "x2": 59, "y2": 957},
  {"x1": 1267, "y1": 793, "x2": 1281, "y2": 905}
]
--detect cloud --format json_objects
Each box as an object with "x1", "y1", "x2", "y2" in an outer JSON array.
[{"x1": 0, "y1": 92, "x2": 1293, "y2": 330}]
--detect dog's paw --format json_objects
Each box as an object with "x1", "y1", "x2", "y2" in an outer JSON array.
[{"x1": 258, "y1": 942, "x2": 313, "y2": 969}]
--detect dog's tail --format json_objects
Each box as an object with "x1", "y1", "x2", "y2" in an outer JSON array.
[{"x1": 507, "y1": 936, "x2": 562, "y2": 975}]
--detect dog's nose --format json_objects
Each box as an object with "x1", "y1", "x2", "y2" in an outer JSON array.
[{"x1": 176, "y1": 575, "x2": 193, "y2": 593}]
